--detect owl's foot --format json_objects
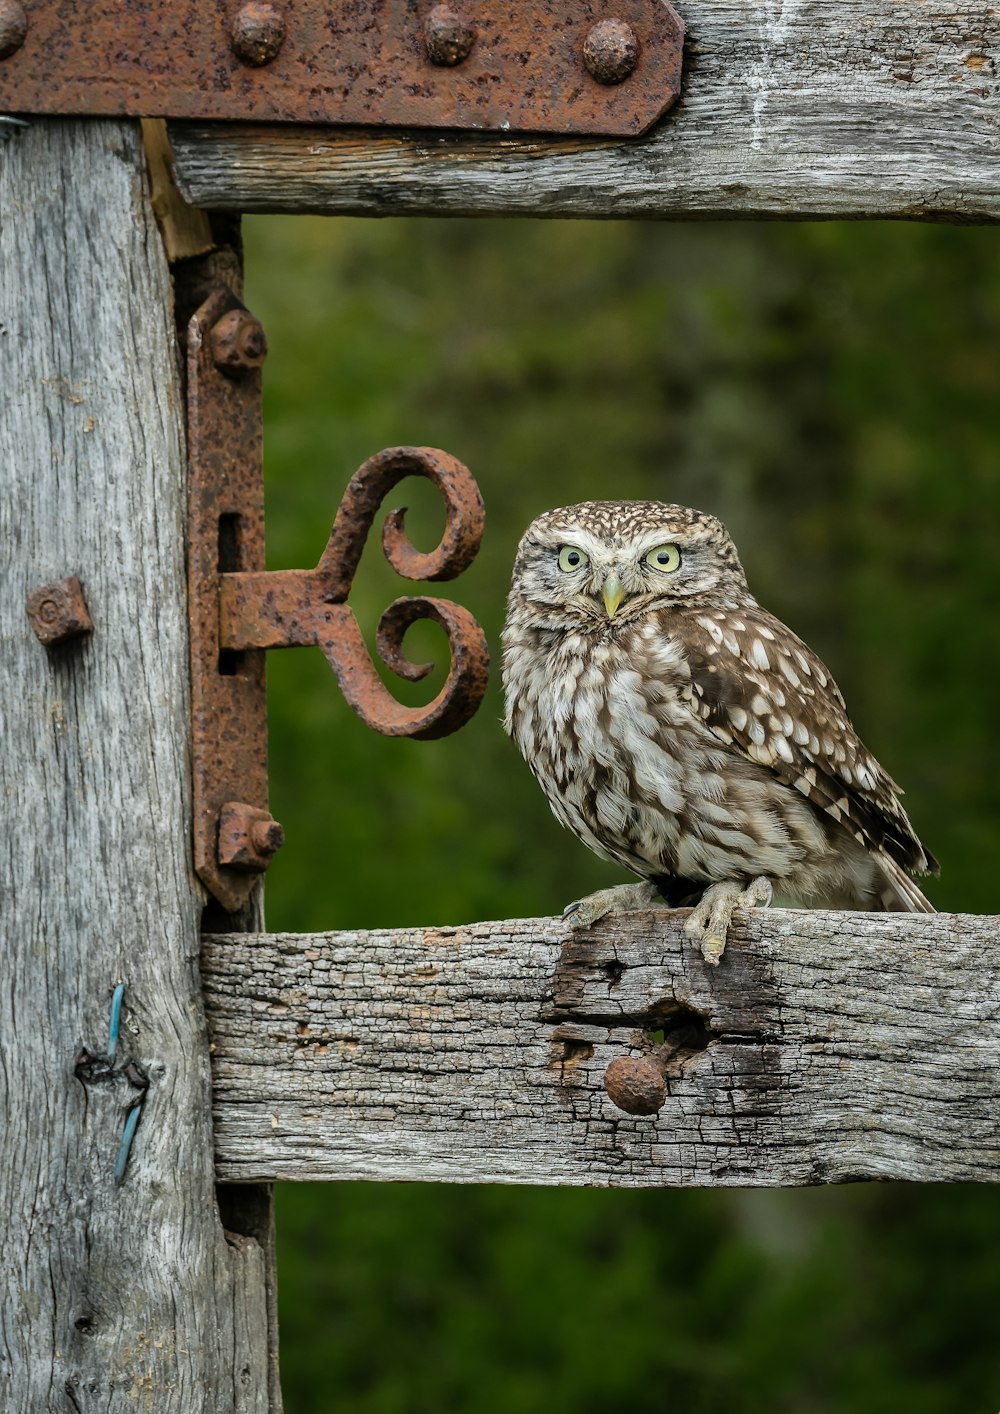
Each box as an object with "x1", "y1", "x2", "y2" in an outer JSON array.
[
  {"x1": 684, "y1": 877, "x2": 773, "y2": 966},
  {"x1": 562, "y1": 881, "x2": 667, "y2": 929}
]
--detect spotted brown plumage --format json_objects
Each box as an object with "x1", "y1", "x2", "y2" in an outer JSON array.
[{"x1": 501, "y1": 500, "x2": 938, "y2": 960}]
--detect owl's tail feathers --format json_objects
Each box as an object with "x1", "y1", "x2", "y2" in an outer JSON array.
[{"x1": 874, "y1": 854, "x2": 936, "y2": 913}]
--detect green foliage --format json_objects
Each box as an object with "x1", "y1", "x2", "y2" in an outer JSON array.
[
  {"x1": 243, "y1": 215, "x2": 1000, "y2": 1413},
  {"x1": 275, "y1": 1183, "x2": 1000, "y2": 1414}
]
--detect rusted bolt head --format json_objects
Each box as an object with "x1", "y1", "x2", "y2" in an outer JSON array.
[
  {"x1": 211, "y1": 308, "x2": 268, "y2": 374},
  {"x1": 0, "y1": 0, "x2": 27, "y2": 61},
  {"x1": 583, "y1": 19, "x2": 640, "y2": 85},
  {"x1": 603, "y1": 1056, "x2": 666, "y2": 1116},
  {"x1": 26, "y1": 576, "x2": 93, "y2": 647},
  {"x1": 218, "y1": 802, "x2": 284, "y2": 873},
  {"x1": 424, "y1": 5, "x2": 476, "y2": 66},
  {"x1": 250, "y1": 817, "x2": 286, "y2": 856},
  {"x1": 230, "y1": 2, "x2": 286, "y2": 67}
]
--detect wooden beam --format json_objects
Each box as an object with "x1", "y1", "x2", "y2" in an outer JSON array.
[
  {"x1": 169, "y1": 0, "x2": 999, "y2": 221},
  {"x1": 204, "y1": 910, "x2": 1000, "y2": 1187},
  {"x1": 0, "y1": 120, "x2": 278, "y2": 1412}
]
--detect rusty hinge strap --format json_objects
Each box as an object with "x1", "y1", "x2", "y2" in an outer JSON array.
[
  {"x1": 0, "y1": 1, "x2": 683, "y2": 138},
  {"x1": 188, "y1": 289, "x2": 489, "y2": 912}
]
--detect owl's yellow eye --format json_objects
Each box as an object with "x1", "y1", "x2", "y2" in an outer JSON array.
[
  {"x1": 645, "y1": 544, "x2": 681, "y2": 573},
  {"x1": 558, "y1": 546, "x2": 589, "y2": 573}
]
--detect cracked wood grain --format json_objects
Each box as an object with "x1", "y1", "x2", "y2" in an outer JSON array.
[
  {"x1": 169, "y1": 0, "x2": 1000, "y2": 221},
  {"x1": 0, "y1": 120, "x2": 276, "y2": 1412},
  {"x1": 203, "y1": 910, "x2": 1000, "y2": 1186}
]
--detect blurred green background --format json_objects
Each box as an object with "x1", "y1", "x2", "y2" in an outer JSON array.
[{"x1": 243, "y1": 216, "x2": 1000, "y2": 1414}]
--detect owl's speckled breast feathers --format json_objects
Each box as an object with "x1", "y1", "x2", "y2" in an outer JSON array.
[{"x1": 501, "y1": 500, "x2": 937, "y2": 927}]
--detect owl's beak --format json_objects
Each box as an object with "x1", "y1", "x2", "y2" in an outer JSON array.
[{"x1": 602, "y1": 571, "x2": 625, "y2": 619}]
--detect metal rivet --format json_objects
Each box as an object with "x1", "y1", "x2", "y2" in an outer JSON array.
[
  {"x1": 603, "y1": 1055, "x2": 666, "y2": 1115},
  {"x1": 0, "y1": 0, "x2": 26, "y2": 61},
  {"x1": 423, "y1": 5, "x2": 476, "y2": 67},
  {"x1": 211, "y1": 308, "x2": 268, "y2": 374},
  {"x1": 230, "y1": 2, "x2": 286, "y2": 67},
  {"x1": 25, "y1": 576, "x2": 93, "y2": 647},
  {"x1": 583, "y1": 18, "x2": 640, "y2": 85}
]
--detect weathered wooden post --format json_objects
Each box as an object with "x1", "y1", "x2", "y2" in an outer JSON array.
[
  {"x1": 0, "y1": 119, "x2": 278, "y2": 1412},
  {"x1": 1, "y1": 0, "x2": 998, "y2": 1408}
]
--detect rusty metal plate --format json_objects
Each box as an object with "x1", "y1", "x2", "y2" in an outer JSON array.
[
  {"x1": 188, "y1": 288, "x2": 270, "y2": 914},
  {"x1": 0, "y1": 1, "x2": 684, "y2": 137}
]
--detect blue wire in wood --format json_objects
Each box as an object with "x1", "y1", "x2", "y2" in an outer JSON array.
[
  {"x1": 108, "y1": 982, "x2": 125, "y2": 1062},
  {"x1": 114, "y1": 1105, "x2": 142, "y2": 1187}
]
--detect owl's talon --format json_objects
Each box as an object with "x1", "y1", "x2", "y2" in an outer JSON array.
[
  {"x1": 744, "y1": 877, "x2": 774, "y2": 910},
  {"x1": 561, "y1": 881, "x2": 666, "y2": 930},
  {"x1": 684, "y1": 877, "x2": 773, "y2": 964},
  {"x1": 701, "y1": 934, "x2": 726, "y2": 967}
]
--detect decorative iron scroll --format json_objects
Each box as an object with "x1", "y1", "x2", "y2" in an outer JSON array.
[
  {"x1": 218, "y1": 446, "x2": 489, "y2": 739},
  {"x1": 187, "y1": 287, "x2": 489, "y2": 911}
]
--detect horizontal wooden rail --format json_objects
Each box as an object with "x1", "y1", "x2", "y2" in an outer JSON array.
[
  {"x1": 204, "y1": 910, "x2": 1000, "y2": 1186},
  {"x1": 169, "y1": 0, "x2": 1000, "y2": 222}
]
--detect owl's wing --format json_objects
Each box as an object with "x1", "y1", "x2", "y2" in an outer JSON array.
[{"x1": 675, "y1": 605, "x2": 938, "y2": 877}]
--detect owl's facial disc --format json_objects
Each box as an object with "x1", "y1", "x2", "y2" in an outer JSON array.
[
  {"x1": 511, "y1": 502, "x2": 752, "y2": 630},
  {"x1": 546, "y1": 532, "x2": 690, "y2": 620}
]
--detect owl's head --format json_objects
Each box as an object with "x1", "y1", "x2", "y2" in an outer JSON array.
[{"x1": 508, "y1": 500, "x2": 752, "y2": 627}]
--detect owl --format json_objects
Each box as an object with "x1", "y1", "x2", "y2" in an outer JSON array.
[{"x1": 501, "y1": 501, "x2": 938, "y2": 963}]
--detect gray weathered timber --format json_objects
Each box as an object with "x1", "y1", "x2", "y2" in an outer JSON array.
[
  {"x1": 0, "y1": 121, "x2": 275, "y2": 1412},
  {"x1": 204, "y1": 910, "x2": 1000, "y2": 1186},
  {"x1": 169, "y1": 0, "x2": 1000, "y2": 221}
]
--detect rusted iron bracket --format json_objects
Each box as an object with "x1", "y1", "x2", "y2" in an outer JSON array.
[
  {"x1": 0, "y1": 1, "x2": 683, "y2": 138},
  {"x1": 188, "y1": 288, "x2": 489, "y2": 912}
]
